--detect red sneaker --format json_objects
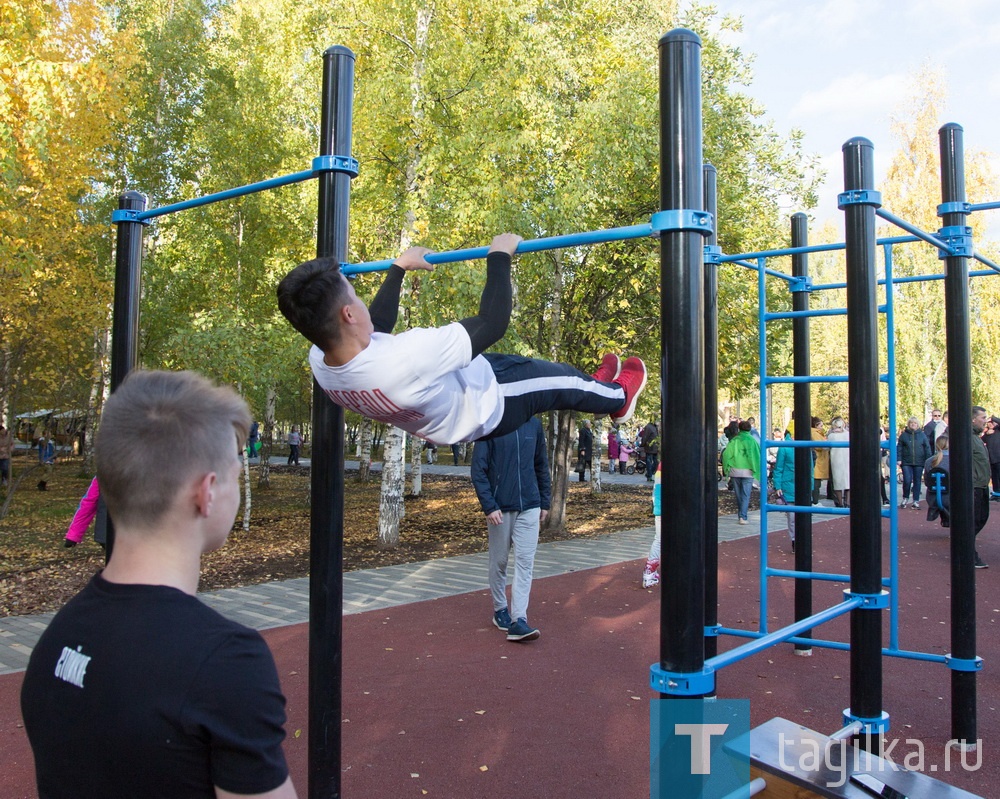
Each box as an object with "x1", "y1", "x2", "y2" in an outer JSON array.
[
  {"x1": 592, "y1": 353, "x2": 622, "y2": 383},
  {"x1": 611, "y1": 357, "x2": 647, "y2": 423}
]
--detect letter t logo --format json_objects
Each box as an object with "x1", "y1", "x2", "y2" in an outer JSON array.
[{"x1": 674, "y1": 723, "x2": 729, "y2": 774}]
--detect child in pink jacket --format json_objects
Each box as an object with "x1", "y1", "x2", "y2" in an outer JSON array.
[
  {"x1": 618, "y1": 442, "x2": 633, "y2": 474},
  {"x1": 64, "y1": 478, "x2": 100, "y2": 548}
]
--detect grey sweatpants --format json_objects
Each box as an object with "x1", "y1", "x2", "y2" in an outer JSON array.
[{"x1": 488, "y1": 507, "x2": 540, "y2": 622}]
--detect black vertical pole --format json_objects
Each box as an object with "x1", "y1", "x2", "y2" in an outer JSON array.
[
  {"x1": 659, "y1": 29, "x2": 706, "y2": 680},
  {"x1": 842, "y1": 138, "x2": 883, "y2": 745},
  {"x1": 703, "y1": 163, "x2": 719, "y2": 662},
  {"x1": 791, "y1": 213, "x2": 813, "y2": 654},
  {"x1": 940, "y1": 123, "x2": 977, "y2": 747},
  {"x1": 105, "y1": 190, "x2": 147, "y2": 559},
  {"x1": 310, "y1": 46, "x2": 355, "y2": 799}
]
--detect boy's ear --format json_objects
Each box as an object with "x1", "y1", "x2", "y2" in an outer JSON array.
[{"x1": 194, "y1": 472, "x2": 217, "y2": 517}]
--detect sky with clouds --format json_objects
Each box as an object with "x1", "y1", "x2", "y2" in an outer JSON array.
[{"x1": 686, "y1": 0, "x2": 1000, "y2": 237}]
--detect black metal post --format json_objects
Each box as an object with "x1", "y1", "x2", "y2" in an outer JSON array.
[
  {"x1": 842, "y1": 138, "x2": 883, "y2": 745},
  {"x1": 104, "y1": 190, "x2": 147, "y2": 559},
  {"x1": 659, "y1": 29, "x2": 706, "y2": 680},
  {"x1": 703, "y1": 163, "x2": 719, "y2": 662},
  {"x1": 309, "y1": 45, "x2": 355, "y2": 799},
  {"x1": 791, "y1": 212, "x2": 813, "y2": 654},
  {"x1": 940, "y1": 123, "x2": 977, "y2": 747}
]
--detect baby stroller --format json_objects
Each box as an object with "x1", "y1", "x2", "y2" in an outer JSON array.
[{"x1": 623, "y1": 445, "x2": 646, "y2": 476}]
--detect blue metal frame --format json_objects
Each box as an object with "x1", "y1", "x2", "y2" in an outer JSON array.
[
  {"x1": 112, "y1": 156, "x2": 360, "y2": 224},
  {"x1": 738, "y1": 184, "x2": 1000, "y2": 675}
]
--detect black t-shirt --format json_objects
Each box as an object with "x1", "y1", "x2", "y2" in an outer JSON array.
[{"x1": 20, "y1": 574, "x2": 289, "y2": 798}]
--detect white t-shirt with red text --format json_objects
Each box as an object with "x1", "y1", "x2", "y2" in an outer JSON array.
[{"x1": 309, "y1": 322, "x2": 504, "y2": 445}]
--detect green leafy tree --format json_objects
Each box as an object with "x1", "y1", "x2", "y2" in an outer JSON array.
[
  {"x1": 1, "y1": 0, "x2": 123, "y2": 429},
  {"x1": 880, "y1": 67, "x2": 999, "y2": 420}
]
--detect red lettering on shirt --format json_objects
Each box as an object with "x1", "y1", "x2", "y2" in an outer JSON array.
[{"x1": 325, "y1": 388, "x2": 425, "y2": 426}]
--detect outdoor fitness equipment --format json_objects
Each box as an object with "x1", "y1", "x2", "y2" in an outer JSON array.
[{"x1": 107, "y1": 29, "x2": 999, "y2": 799}]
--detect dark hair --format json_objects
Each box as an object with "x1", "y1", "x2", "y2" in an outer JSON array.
[
  {"x1": 738, "y1": 420, "x2": 751, "y2": 433},
  {"x1": 276, "y1": 256, "x2": 349, "y2": 349},
  {"x1": 811, "y1": 416, "x2": 822, "y2": 427}
]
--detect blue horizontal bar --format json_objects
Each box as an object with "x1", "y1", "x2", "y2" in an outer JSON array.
[
  {"x1": 875, "y1": 208, "x2": 953, "y2": 253},
  {"x1": 767, "y1": 568, "x2": 891, "y2": 586},
  {"x1": 767, "y1": 568, "x2": 850, "y2": 582},
  {"x1": 137, "y1": 169, "x2": 317, "y2": 220},
  {"x1": 722, "y1": 241, "x2": 847, "y2": 261},
  {"x1": 810, "y1": 281, "x2": 848, "y2": 291},
  {"x1": 764, "y1": 375, "x2": 848, "y2": 385},
  {"x1": 764, "y1": 502, "x2": 851, "y2": 516},
  {"x1": 343, "y1": 223, "x2": 654, "y2": 275},
  {"x1": 717, "y1": 628, "x2": 948, "y2": 664},
  {"x1": 763, "y1": 438, "x2": 849, "y2": 448},
  {"x1": 974, "y1": 251, "x2": 1000, "y2": 274},
  {"x1": 707, "y1": 599, "x2": 862, "y2": 671},
  {"x1": 765, "y1": 308, "x2": 847, "y2": 320},
  {"x1": 722, "y1": 234, "x2": 922, "y2": 264},
  {"x1": 970, "y1": 200, "x2": 1000, "y2": 212}
]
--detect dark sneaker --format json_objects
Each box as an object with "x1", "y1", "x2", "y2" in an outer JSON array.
[
  {"x1": 493, "y1": 607, "x2": 512, "y2": 631},
  {"x1": 611, "y1": 357, "x2": 647, "y2": 423},
  {"x1": 592, "y1": 353, "x2": 622, "y2": 383},
  {"x1": 506, "y1": 618, "x2": 540, "y2": 641},
  {"x1": 790, "y1": 540, "x2": 796, "y2": 554},
  {"x1": 975, "y1": 553, "x2": 989, "y2": 569}
]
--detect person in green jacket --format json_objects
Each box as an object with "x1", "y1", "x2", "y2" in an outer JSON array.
[{"x1": 722, "y1": 420, "x2": 762, "y2": 525}]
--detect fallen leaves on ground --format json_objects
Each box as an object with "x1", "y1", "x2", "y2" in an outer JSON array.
[{"x1": 2, "y1": 460, "x2": 747, "y2": 618}]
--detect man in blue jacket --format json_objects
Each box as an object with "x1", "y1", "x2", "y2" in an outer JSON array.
[{"x1": 471, "y1": 417, "x2": 550, "y2": 642}]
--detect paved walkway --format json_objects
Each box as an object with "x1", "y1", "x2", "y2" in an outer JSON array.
[{"x1": 0, "y1": 495, "x2": 830, "y2": 676}]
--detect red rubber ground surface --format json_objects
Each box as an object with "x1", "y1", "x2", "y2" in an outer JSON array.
[{"x1": 2, "y1": 511, "x2": 997, "y2": 797}]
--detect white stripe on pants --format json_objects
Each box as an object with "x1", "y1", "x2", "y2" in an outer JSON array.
[{"x1": 488, "y1": 507, "x2": 540, "y2": 622}]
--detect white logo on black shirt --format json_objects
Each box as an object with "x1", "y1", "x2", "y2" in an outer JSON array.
[{"x1": 54, "y1": 645, "x2": 91, "y2": 688}]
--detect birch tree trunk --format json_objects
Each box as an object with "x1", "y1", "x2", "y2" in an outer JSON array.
[
  {"x1": 358, "y1": 417, "x2": 373, "y2": 481},
  {"x1": 377, "y1": 3, "x2": 433, "y2": 544},
  {"x1": 378, "y1": 426, "x2": 405, "y2": 548},
  {"x1": 544, "y1": 249, "x2": 570, "y2": 524},
  {"x1": 258, "y1": 386, "x2": 276, "y2": 488},
  {"x1": 83, "y1": 325, "x2": 110, "y2": 475},
  {"x1": 241, "y1": 445, "x2": 252, "y2": 531},
  {"x1": 592, "y1": 417, "x2": 603, "y2": 493},
  {"x1": 409, "y1": 433, "x2": 423, "y2": 496}
]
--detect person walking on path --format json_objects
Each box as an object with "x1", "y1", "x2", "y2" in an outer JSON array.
[
  {"x1": 640, "y1": 420, "x2": 659, "y2": 482},
  {"x1": 827, "y1": 417, "x2": 851, "y2": 507},
  {"x1": 471, "y1": 417, "x2": 550, "y2": 642},
  {"x1": 607, "y1": 424, "x2": 620, "y2": 474},
  {"x1": 20, "y1": 370, "x2": 297, "y2": 799},
  {"x1": 287, "y1": 426, "x2": 301, "y2": 465},
  {"x1": 811, "y1": 416, "x2": 830, "y2": 505},
  {"x1": 278, "y1": 233, "x2": 647, "y2": 446},
  {"x1": 722, "y1": 420, "x2": 761, "y2": 525},
  {"x1": 924, "y1": 409, "x2": 945, "y2": 446},
  {"x1": 898, "y1": 416, "x2": 932, "y2": 509},
  {"x1": 577, "y1": 419, "x2": 593, "y2": 482},
  {"x1": 982, "y1": 415, "x2": 1000, "y2": 499},
  {"x1": 972, "y1": 406, "x2": 991, "y2": 569}
]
